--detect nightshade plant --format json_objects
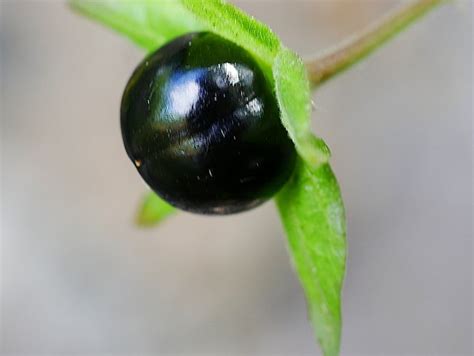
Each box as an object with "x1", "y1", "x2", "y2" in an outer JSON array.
[{"x1": 70, "y1": 0, "x2": 445, "y2": 354}]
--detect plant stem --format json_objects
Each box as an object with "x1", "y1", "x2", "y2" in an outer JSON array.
[{"x1": 305, "y1": 0, "x2": 445, "y2": 88}]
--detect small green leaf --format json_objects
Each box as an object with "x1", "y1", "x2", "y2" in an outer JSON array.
[
  {"x1": 274, "y1": 48, "x2": 331, "y2": 166},
  {"x1": 276, "y1": 160, "x2": 347, "y2": 356},
  {"x1": 69, "y1": 0, "x2": 203, "y2": 52},
  {"x1": 136, "y1": 192, "x2": 176, "y2": 227}
]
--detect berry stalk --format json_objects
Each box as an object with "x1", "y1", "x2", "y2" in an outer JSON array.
[{"x1": 305, "y1": 0, "x2": 446, "y2": 88}]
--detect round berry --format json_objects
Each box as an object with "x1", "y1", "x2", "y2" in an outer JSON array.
[{"x1": 121, "y1": 32, "x2": 296, "y2": 214}]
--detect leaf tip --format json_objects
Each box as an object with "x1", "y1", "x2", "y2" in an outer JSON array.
[
  {"x1": 135, "y1": 192, "x2": 176, "y2": 228},
  {"x1": 135, "y1": 210, "x2": 156, "y2": 228}
]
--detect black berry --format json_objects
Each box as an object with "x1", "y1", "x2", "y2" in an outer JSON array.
[{"x1": 121, "y1": 32, "x2": 296, "y2": 214}]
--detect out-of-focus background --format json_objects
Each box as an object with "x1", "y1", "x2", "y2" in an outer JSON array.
[{"x1": 1, "y1": 0, "x2": 472, "y2": 354}]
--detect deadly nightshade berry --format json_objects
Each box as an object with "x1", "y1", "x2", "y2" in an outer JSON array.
[{"x1": 121, "y1": 32, "x2": 296, "y2": 214}]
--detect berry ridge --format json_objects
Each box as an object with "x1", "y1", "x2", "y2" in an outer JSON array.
[{"x1": 121, "y1": 32, "x2": 296, "y2": 214}]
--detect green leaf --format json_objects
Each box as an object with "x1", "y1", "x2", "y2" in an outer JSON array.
[
  {"x1": 276, "y1": 160, "x2": 347, "y2": 356},
  {"x1": 136, "y1": 192, "x2": 176, "y2": 227},
  {"x1": 69, "y1": 0, "x2": 203, "y2": 52},
  {"x1": 274, "y1": 47, "x2": 331, "y2": 166}
]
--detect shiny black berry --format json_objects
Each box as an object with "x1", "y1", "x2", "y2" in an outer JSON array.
[{"x1": 121, "y1": 32, "x2": 296, "y2": 214}]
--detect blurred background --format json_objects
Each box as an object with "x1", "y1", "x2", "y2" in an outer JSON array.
[{"x1": 1, "y1": 0, "x2": 472, "y2": 355}]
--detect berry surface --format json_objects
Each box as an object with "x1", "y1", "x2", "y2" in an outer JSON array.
[{"x1": 121, "y1": 32, "x2": 296, "y2": 214}]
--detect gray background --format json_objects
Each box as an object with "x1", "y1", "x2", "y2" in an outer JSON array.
[{"x1": 1, "y1": 0, "x2": 472, "y2": 355}]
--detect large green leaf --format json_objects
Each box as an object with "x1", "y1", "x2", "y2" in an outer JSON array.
[
  {"x1": 70, "y1": 0, "x2": 203, "y2": 52},
  {"x1": 276, "y1": 160, "x2": 346, "y2": 356},
  {"x1": 136, "y1": 192, "x2": 176, "y2": 227}
]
